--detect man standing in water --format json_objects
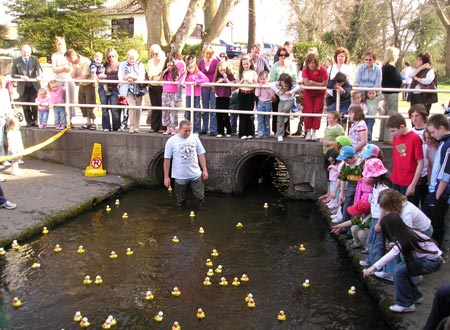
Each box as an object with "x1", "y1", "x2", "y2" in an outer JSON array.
[{"x1": 164, "y1": 120, "x2": 209, "y2": 209}]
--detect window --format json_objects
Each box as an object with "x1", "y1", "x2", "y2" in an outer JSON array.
[{"x1": 111, "y1": 18, "x2": 134, "y2": 38}]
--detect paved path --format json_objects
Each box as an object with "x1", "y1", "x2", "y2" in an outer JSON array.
[{"x1": 0, "y1": 158, "x2": 448, "y2": 330}]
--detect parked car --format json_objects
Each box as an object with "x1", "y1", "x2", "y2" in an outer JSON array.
[
  {"x1": 219, "y1": 40, "x2": 242, "y2": 59},
  {"x1": 263, "y1": 43, "x2": 278, "y2": 58}
]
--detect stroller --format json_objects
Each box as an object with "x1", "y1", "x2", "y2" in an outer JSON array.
[{"x1": 5, "y1": 80, "x2": 24, "y2": 123}]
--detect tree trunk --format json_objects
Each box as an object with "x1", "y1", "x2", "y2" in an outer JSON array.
[
  {"x1": 248, "y1": 0, "x2": 256, "y2": 49},
  {"x1": 432, "y1": 0, "x2": 450, "y2": 77},
  {"x1": 203, "y1": 0, "x2": 239, "y2": 43},
  {"x1": 141, "y1": 0, "x2": 164, "y2": 47},
  {"x1": 203, "y1": 0, "x2": 218, "y2": 31},
  {"x1": 169, "y1": 0, "x2": 201, "y2": 55}
]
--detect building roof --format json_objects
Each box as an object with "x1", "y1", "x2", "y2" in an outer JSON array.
[{"x1": 102, "y1": 0, "x2": 144, "y2": 15}]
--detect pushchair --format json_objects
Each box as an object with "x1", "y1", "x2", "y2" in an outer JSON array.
[{"x1": 5, "y1": 80, "x2": 24, "y2": 123}]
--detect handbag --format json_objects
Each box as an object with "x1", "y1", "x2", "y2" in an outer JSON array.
[{"x1": 118, "y1": 96, "x2": 128, "y2": 105}]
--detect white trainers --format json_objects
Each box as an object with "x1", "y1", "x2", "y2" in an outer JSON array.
[
  {"x1": 0, "y1": 200, "x2": 16, "y2": 210},
  {"x1": 305, "y1": 131, "x2": 312, "y2": 141},
  {"x1": 389, "y1": 304, "x2": 416, "y2": 313},
  {"x1": 277, "y1": 136, "x2": 283, "y2": 142},
  {"x1": 240, "y1": 136, "x2": 247, "y2": 140},
  {"x1": 311, "y1": 130, "x2": 317, "y2": 141},
  {"x1": 247, "y1": 135, "x2": 253, "y2": 139},
  {"x1": 216, "y1": 134, "x2": 223, "y2": 138}
]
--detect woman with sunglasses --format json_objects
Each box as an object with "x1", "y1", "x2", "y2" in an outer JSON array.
[{"x1": 354, "y1": 50, "x2": 382, "y2": 88}]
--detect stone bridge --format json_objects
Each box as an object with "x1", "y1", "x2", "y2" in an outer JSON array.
[{"x1": 22, "y1": 130, "x2": 392, "y2": 199}]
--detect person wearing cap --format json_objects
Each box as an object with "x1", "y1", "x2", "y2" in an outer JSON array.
[
  {"x1": 359, "y1": 143, "x2": 383, "y2": 160},
  {"x1": 330, "y1": 200, "x2": 371, "y2": 250},
  {"x1": 330, "y1": 146, "x2": 364, "y2": 224}
]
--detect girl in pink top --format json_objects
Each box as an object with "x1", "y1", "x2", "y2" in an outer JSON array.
[
  {"x1": 35, "y1": 88, "x2": 51, "y2": 129},
  {"x1": 161, "y1": 57, "x2": 180, "y2": 135},
  {"x1": 180, "y1": 62, "x2": 208, "y2": 133},
  {"x1": 47, "y1": 80, "x2": 67, "y2": 129}
]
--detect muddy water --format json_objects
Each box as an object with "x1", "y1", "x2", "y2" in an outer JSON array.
[{"x1": 0, "y1": 188, "x2": 386, "y2": 330}]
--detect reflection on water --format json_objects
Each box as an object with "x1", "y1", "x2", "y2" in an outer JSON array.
[{"x1": 0, "y1": 188, "x2": 386, "y2": 330}]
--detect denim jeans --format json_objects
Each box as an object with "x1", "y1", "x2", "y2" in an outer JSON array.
[
  {"x1": 53, "y1": 106, "x2": 67, "y2": 126},
  {"x1": 342, "y1": 183, "x2": 357, "y2": 221},
  {"x1": 257, "y1": 101, "x2": 272, "y2": 137},
  {"x1": 365, "y1": 118, "x2": 375, "y2": 143},
  {"x1": 394, "y1": 257, "x2": 442, "y2": 307},
  {"x1": 174, "y1": 176, "x2": 205, "y2": 209},
  {"x1": 0, "y1": 185, "x2": 7, "y2": 204},
  {"x1": 230, "y1": 113, "x2": 238, "y2": 134},
  {"x1": 201, "y1": 86, "x2": 217, "y2": 134},
  {"x1": 99, "y1": 86, "x2": 121, "y2": 131},
  {"x1": 367, "y1": 218, "x2": 384, "y2": 266},
  {"x1": 38, "y1": 110, "x2": 49, "y2": 126},
  {"x1": 185, "y1": 95, "x2": 202, "y2": 133}
]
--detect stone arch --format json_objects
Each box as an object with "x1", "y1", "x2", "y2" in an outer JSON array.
[
  {"x1": 231, "y1": 150, "x2": 291, "y2": 195},
  {"x1": 147, "y1": 150, "x2": 166, "y2": 185}
]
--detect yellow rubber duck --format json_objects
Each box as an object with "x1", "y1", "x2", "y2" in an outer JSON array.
[
  {"x1": 168, "y1": 185, "x2": 173, "y2": 192},
  {"x1": 73, "y1": 311, "x2": 83, "y2": 322},
  {"x1": 232, "y1": 277, "x2": 240, "y2": 286},
  {"x1": 126, "y1": 248, "x2": 134, "y2": 256},
  {"x1": 83, "y1": 275, "x2": 92, "y2": 285},
  {"x1": 122, "y1": 212, "x2": 128, "y2": 219},
  {"x1": 31, "y1": 262, "x2": 41, "y2": 268},
  {"x1": 240, "y1": 274, "x2": 249, "y2": 282},
  {"x1": 54, "y1": 244, "x2": 62, "y2": 253},
  {"x1": 11, "y1": 240, "x2": 20, "y2": 250},
  {"x1": 302, "y1": 279, "x2": 310, "y2": 288},
  {"x1": 12, "y1": 297, "x2": 22, "y2": 307},
  {"x1": 102, "y1": 319, "x2": 112, "y2": 329},
  {"x1": 171, "y1": 287, "x2": 181, "y2": 296},
  {"x1": 198, "y1": 227, "x2": 205, "y2": 234},
  {"x1": 245, "y1": 293, "x2": 253, "y2": 303},
  {"x1": 214, "y1": 265, "x2": 223, "y2": 273},
  {"x1": 80, "y1": 317, "x2": 90, "y2": 328},
  {"x1": 206, "y1": 269, "x2": 214, "y2": 276},
  {"x1": 348, "y1": 286, "x2": 356, "y2": 295},
  {"x1": 219, "y1": 277, "x2": 228, "y2": 286},
  {"x1": 0, "y1": 247, "x2": 5, "y2": 256},
  {"x1": 115, "y1": 199, "x2": 120, "y2": 206},
  {"x1": 203, "y1": 276, "x2": 212, "y2": 286},
  {"x1": 278, "y1": 310, "x2": 286, "y2": 321},
  {"x1": 172, "y1": 236, "x2": 180, "y2": 243},
  {"x1": 105, "y1": 205, "x2": 111, "y2": 213},
  {"x1": 110, "y1": 251, "x2": 118, "y2": 259},
  {"x1": 247, "y1": 298, "x2": 256, "y2": 308},
  {"x1": 196, "y1": 308, "x2": 206, "y2": 319},
  {"x1": 263, "y1": 202, "x2": 269, "y2": 209},
  {"x1": 42, "y1": 227, "x2": 49, "y2": 234},
  {"x1": 145, "y1": 290, "x2": 154, "y2": 300},
  {"x1": 299, "y1": 244, "x2": 306, "y2": 251},
  {"x1": 107, "y1": 315, "x2": 117, "y2": 326},
  {"x1": 190, "y1": 211, "x2": 195, "y2": 217},
  {"x1": 205, "y1": 258, "x2": 213, "y2": 267},
  {"x1": 172, "y1": 321, "x2": 181, "y2": 330},
  {"x1": 77, "y1": 245, "x2": 85, "y2": 254},
  {"x1": 94, "y1": 275, "x2": 103, "y2": 285},
  {"x1": 154, "y1": 311, "x2": 164, "y2": 322},
  {"x1": 211, "y1": 249, "x2": 219, "y2": 257},
  {"x1": 236, "y1": 222, "x2": 244, "y2": 229}
]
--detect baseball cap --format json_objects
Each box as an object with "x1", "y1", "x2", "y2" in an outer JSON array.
[
  {"x1": 347, "y1": 200, "x2": 371, "y2": 216},
  {"x1": 335, "y1": 135, "x2": 352, "y2": 147},
  {"x1": 359, "y1": 144, "x2": 380, "y2": 159},
  {"x1": 336, "y1": 146, "x2": 356, "y2": 161},
  {"x1": 362, "y1": 158, "x2": 388, "y2": 178}
]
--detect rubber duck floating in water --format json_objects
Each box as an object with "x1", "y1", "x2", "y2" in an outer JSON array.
[
  {"x1": 278, "y1": 310, "x2": 286, "y2": 321},
  {"x1": 73, "y1": 311, "x2": 82, "y2": 322},
  {"x1": 232, "y1": 277, "x2": 240, "y2": 286},
  {"x1": 172, "y1": 236, "x2": 179, "y2": 243},
  {"x1": 214, "y1": 265, "x2": 223, "y2": 273},
  {"x1": 154, "y1": 311, "x2": 164, "y2": 322},
  {"x1": 205, "y1": 259, "x2": 213, "y2": 267},
  {"x1": 145, "y1": 290, "x2": 154, "y2": 300},
  {"x1": 31, "y1": 262, "x2": 41, "y2": 268},
  {"x1": 247, "y1": 298, "x2": 256, "y2": 308},
  {"x1": 77, "y1": 245, "x2": 85, "y2": 254},
  {"x1": 348, "y1": 286, "x2": 356, "y2": 295},
  {"x1": 172, "y1": 321, "x2": 181, "y2": 330},
  {"x1": 299, "y1": 244, "x2": 306, "y2": 251},
  {"x1": 107, "y1": 315, "x2": 117, "y2": 326},
  {"x1": 263, "y1": 202, "x2": 269, "y2": 209},
  {"x1": 190, "y1": 211, "x2": 195, "y2": 217},
  {"x1": 54, "y1": 244, "x2": 62, "y2": 253},
  {"x1": 122, "y1": 212, "x2": 128, "y2": 219},
  {"x1": 12, "y1": 297, "x2": 22, "y2": 307},
  {"x1": 219, "y1": 277, "x2": 228, "y2": 286},
  {"x1": 168, "y1": 185, "x2": 173, "y2": 192},
  {"x1": 105, "y1": 205, "x2": 111, "y2": 213},
  {"x1": 203, "y1": 277, "x2": 212, "y2": 286},
  {"x1": 94, "y1": 275, "x2": 103, "y2": 285},
  {"x1": 11, "y1": 240, "x2": 20, "y2": 250},
  {"x1": 236, "y1": 222, "x2": 244, "y2": 229},
  {"x1": 302, "y1": 279, "x2": 310, "y2": 288},
  {"x1": 126, "y1": 248, "x2": 134, "y2": 256},
  {"x1": 42, "y1": 227, "x2": 49, "y2": 234},
  {"x1": 110, "y1": 251, "x2": 118, "y2": 259},
  {"x1": 80, "y1": 317, "x2": 90, "y2": 328},
  {"x1": 211, "y1": 249, "x2": 219, "y2": 257},
  {"x1": 115, "y1": 199, "x2": 120, "y2": 206},
  {"x1": 198, "y1": 227, "x2": 205, "y2": 234},
  {"x1": 206, "y1": 269, "x2": 214, "y2": 277},
  {"x1": 0, "y1": 248, "x2": 5, "y2": 256},
  {"x1": 102, "y1": 318, "x2": 112, "y2": 329},
  {"x1": 83, "y1": 275, "x2": 92, "y2": 285},
  {"x1": 171, "y1": 287, "x2": 181, "y2": 296},
  {"x1": 245, "y1": 293, "x2": 253, "y2": 302},
  {"x1": 196, "y1": 308, "x2": 206, "y2": 319},
  {"x1": 240, "y1": 274, "x2": 249, "y2": 282}
]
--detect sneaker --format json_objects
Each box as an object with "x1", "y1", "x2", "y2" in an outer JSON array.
[
  {"x1": 2, "y1": 161, "x2": 11, "y2": 166},
  {"x1": 305, "y1": 131, "x2": 312, "y2": 141},
  {"x1": 247, "y1": 135, "x2": 253, "y2": 139},
  {"x1": 277, "y1": 136, "x2": 283, "y2": 142},
  {"x1": 216, "y1": 134, "x2": 223, "y2": 138},
  {"x1": 134, "y1": 129, "x2": 140, "y2": 133},
  {"x1": 225, "y1": 134, "x2": 231, "y2": 138},
  {"x1": 240, "y1": 136, "x2": 248, "y2": 140},
  {"x1": 359, "y1": 259, "x2": 370, "y2": 267},
  {"x1": 56, "y1": 126, "x2": 64, "y2": 130},
  {"x1": 163, "y1": 130, "x2": 171, "y2": 135},
  {"x1": 350, "y1": 243, "x2": 362, "y2": 249},
  {"x1": 18, "y1": 160, "x2": 24, "y2": 165},
  {"x1": 0, "y1": 200, "x2": 16, "y2": 210},
  {"x1": 80, "y1": 124, "x2": 89, "y2": 130},
  {"x1": 374, "y1": 271, "x2": 394, "y2": 282},
  {"x1": 89, "y1": 124, "x2": 97, "y2": 130},
  {"x1": 311, "y1": 131, "x2": 317, "y2": 141},
  {"x1": 389, "y1": 304, "x2": 416, "y2": 313},
  {"x1": 103, "y1": 129, "x2": 109, "y2": 132},
  {"x1": 39, "y1": 124, "x2": 44, "y2": 129}
]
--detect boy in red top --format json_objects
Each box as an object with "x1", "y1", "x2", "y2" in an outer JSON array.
[{"x1": 386, "y1": 113, "x2": 424, "y2": 206}]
